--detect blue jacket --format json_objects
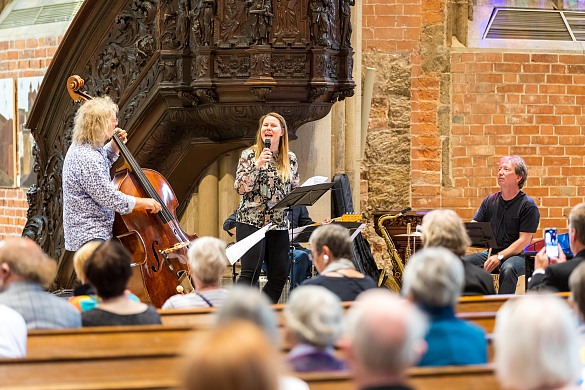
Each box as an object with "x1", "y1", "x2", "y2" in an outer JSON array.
[{"x1": 418, "y1": 305, "x2": 487, "y2": 367}]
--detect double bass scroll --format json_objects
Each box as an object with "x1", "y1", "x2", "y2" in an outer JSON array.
[{"x1": 67, "y1": 75, "x2": 197, "y2": 307}]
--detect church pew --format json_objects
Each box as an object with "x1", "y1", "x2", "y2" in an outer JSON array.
[
  {"x1": 0, "y1": 351, "x2": 499, "y2": 390},
  {"x1": 299, "y1": 365, "x2": 499, "y2": 390},
  {"x1": 455, "y1": 291, "x2": 569, "y2": 313}
]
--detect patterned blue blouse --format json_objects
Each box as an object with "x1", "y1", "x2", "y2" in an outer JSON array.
[{"x1": 62, "y1": 142, "x2": 135, "y2": 251}]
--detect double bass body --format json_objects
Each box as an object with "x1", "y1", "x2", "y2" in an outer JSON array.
[{"x1": 113, "y1": 165, "x2": 196, "y2": 308}]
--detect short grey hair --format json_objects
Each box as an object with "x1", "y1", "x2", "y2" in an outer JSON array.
[
  {"x1": 569, "y1": 203, "x2": 585, "y2": 246},
  {"x1": 402, "y1": 247, "x2": 464, "y2": 307},
  {"x1": 284, "y1": 285, "x2": 344, "y2": 348},
  {"x1": 495, "y1": 294, "x2": 580, "y2": 390},
  {"x1": 501, "y1": 155, "x2": 528, "y2": 189},
  {"x1": 187, "y1": 237, "x2": 228, "y2": 285},
  {"x1": 344, "y1": 289, "x2": 428, "y2": 375},
  {"x1": 216, "y1": 286, "x2": 279, "y2": 346},
  {"x1": 309, "y1": 224, "x2": 353, "y2": 260}
]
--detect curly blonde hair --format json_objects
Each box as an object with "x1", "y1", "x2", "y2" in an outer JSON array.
[{"x1": 72, "y1": 96, "x2": 118, "y2": 147}]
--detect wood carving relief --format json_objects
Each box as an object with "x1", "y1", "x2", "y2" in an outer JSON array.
[{"x1": 24, "y1": 0, "x2": 356, "y2": 266}]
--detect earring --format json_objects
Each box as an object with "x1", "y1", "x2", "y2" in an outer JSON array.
[{"x1": 323, "y1": 255, "x2": 329, "y2": 264}]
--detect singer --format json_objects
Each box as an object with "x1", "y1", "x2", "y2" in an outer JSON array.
[{"x1": 234, "y1": 112, "x2": 300, "y2": 303}]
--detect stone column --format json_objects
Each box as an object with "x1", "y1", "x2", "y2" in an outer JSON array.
[{"x1": 198, "y1": 160, "x2": 219, "y2": 237}]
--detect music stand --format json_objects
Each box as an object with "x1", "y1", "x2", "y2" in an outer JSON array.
[
  {"x1": 270, "y1": 182, "x2": 335, "y2": 211},
  {"x1": 464, "y1": 222, "x2": 498, "y2": 249},
  {"x1": 270, "y1": 183, "x2": 334, "y2": 277}
]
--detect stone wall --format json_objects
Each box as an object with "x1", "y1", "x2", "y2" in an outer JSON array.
[{"x1": 361, "y1": 0, "x2": 585, "y2": 271}]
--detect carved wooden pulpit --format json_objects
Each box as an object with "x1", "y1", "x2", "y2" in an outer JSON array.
[{"x1": 23, "y1": 0, "x2": 355, "y2": 289}]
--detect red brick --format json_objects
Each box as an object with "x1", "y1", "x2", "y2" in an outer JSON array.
[
  {"x1": 494, "y1": 63, "x2": 521, "y2": 73},
  {"x1": 531, "y1": 54, "x2": 558, "y2": 63},
  {"x1": 546, "y1": 74, "x2": 572, "y2": 84},
  {"x1": 519, "y1": 74, "x2": 545, "y2": 83},
  {"x1": 559, "y1": 55, "x2": 584, "y2": 64},
  {"x1": 534, "y1": 116, "x2": 562, "y2": 125},
  {"x1": 568, "y1": 85, "x2": 585, "y2": 95},
  {"x1": 503, "y1": 53, "x2": 530, "y2": 63}
]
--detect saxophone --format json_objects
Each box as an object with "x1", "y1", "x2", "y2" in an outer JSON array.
[{"x1": 377, "y1": 207, "x2": 411, "y2": 292}]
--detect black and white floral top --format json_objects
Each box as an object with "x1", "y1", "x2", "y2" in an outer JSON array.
[
  {"x1": 234, "y1": 148, "x2": 300, "y2": 230},
  {"x1": 62, "y1": 142, "x2": 135, "y2": 251}
]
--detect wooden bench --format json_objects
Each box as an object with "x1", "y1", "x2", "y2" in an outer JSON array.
[
  {"x1": 0, "y1": 351, "x2": 499, "y2": 390},
  {"x1": 456, "y1": 291, "x2": 570, "y2": 313},
  {"x1": 300, "y1": 365, "x2": 499, "y2": 390}
]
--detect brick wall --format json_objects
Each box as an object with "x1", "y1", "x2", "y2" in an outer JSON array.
[
  {"x1": 451, "y1": 50, "x2": 585, "y2": 235},
  {"x1": 0, "y1": 35, "x2": 61, "y2": 240}
]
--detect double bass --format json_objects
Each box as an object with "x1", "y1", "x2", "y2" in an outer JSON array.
[{"x1": 67, "y1": 75, "x2": 196, "y2": 307}]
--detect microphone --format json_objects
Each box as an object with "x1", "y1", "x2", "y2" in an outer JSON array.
[{"x1": 264, "y1": 138, "x2": 271, "y2": 149}]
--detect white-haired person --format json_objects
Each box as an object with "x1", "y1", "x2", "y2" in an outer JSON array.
[
  {"x1": 302, "y1": 224, "x2": 377, "y2": 301},
  {"x1": 216, "y1": 286, "x2": 309, "y2": 390},
  {"x1": 569, "y1": 262, "x2": 585, "y2": 384},
  {"x1": 421, "y1": 209, "x2": 495, "y2": 295},
  {"x1": 339, "y1": 289, "x2": 428, "y2": 390},
  {"x1": 162, "y1": 237, "x2": 230, "y2": 309},
  {"x1": 63, "y1": 96, "x2": 161, "y2": 253},
  {"x1": 495, "y1": 294, "x2": 580, "y2": 390},
  {"x1": 284, "y1": 285, "x2": 345, "y2": 372},
  {"x1": 402, "y1": 247, "x2": 487, "y2": 366}
]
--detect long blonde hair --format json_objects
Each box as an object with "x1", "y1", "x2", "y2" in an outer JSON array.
[
  {"x1": 253, "y1": 112, "x2": 291, "y2": 182},
  {"x1": 72, "y1": 96, "x2": 118, "y2": 148}
]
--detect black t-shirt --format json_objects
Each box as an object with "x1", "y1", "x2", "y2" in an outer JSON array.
[{"x1": 474, "y1": 191, "x2": 540, "y2": 253}]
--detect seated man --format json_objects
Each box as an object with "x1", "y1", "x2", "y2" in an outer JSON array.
[
  {"x1": 463, "y1": 155, "x2": 540, "y2": 294},
  {"x1": 528, "y1": 202, "x2": 585, "y2": 292},
  {"x1": 0, "y1": 237, "x2": 81, "y2": 329}
]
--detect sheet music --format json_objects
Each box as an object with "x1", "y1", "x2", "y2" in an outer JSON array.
[
  {"x1": 350, "y1": 223, "x2": 366, "y2": 241},
  {"x1": 290, "y1": 225, "x2": 310, "y2": 241},
  {"x1": 301, "y1": 176, "x2": 328, "y2": 186},
  {"x1": 225, "y1": 223, "x2": 272, "y2": 265}
]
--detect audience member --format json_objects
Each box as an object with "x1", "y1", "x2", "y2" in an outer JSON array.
[
  {"x1": 0, "y1": 304, "x2": 27, "y2": 358},
  {"x1": 0, "y1": 237, "x2": 81, "y2": 329},
  {"x1": 494, "y1": 294, "x2": 580, "y2": 390},
  {"x1": 162, "y1": 237, "x2": 230, "y2": 309},
  {"x1": 339, "y1": 289, "x2": 427, "y2": 390},
  {"x1": 529, "y1": 202, "x2": 585, "y2": 292},
  {"x1": 284, "y1": 285, "x2": 345, "y2": 372},
  {"x1": 421, "y1": 209, "x2": 495, "y2": 295},
  {"x1": 68, "y1": 240, "x2": 141, "y2": 312},
  {"x1": 302, "y1": 224, "x2": 376, "y2": 301},
  {"x1": 182, "y1": 321, "x2": 279, "y2": 390},
  {"x1": 216, "y1": 286, "x2": 280, "y2": 345},
  {"x1": 216, "y1": 286, "x2": 309, "y2": 390},
  {"x1": 463, "y1": 155, "x2": 540, "y2": 294},
  {"x1": 568, "y1": 262, "x2": 585, "y2": 383},
  {"x1": 82, "y1": 241, "x2": 161, "y2": 326},
  {"x1": 402, "y1": 247, "x2": 487, "y2": 366}
]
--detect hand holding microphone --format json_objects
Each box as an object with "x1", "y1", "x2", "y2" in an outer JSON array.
[{"x1": 256, "y1": 138, "x2": 272, "y2": 169}]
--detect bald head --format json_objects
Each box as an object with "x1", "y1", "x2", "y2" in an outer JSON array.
[
  {"x1": 0, "y1": 237, "x2": 56, "y2": 288},
  {"x1": 344, "y1": 290, "x2": 428, "y2": 377}
]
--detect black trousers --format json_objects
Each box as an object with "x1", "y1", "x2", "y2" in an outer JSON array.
[{"x1": 236, "y1": 222, "x2": 290, "y2": 303}]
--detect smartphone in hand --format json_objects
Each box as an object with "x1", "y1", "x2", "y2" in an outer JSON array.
[{"x1": 545, "y1": 228, "x2": 559, "y2": 258}]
